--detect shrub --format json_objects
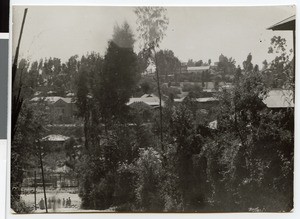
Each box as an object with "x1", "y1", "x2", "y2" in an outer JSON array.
[
  {"x1": 11, "y1": 198, "x2": 33, "y2": 214},
  {"x1": 134, "y1": 147, "x2": 164, "y2": 211}
]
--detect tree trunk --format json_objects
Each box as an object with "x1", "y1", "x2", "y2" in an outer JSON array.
[{"x1": 153, "y1": 48, "x2": 164, "y2": 152}]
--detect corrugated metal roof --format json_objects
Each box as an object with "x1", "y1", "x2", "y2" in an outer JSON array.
[
  {"x1": 30, "y1": 96, "x2": 73, "y2": 104},
  {"x1": 187, "y1": 66, "x2": 210, "y2": 71},
  {"x1": 196, "y1": 97, "x2": 218, "y2": 102},
  {"x1": 41, "y1": 134, "x2": 70, "y2": 142},
  {"x1": 174, "y1": 97, "x2": 218, "y2": 103},
  {"x1": 127, "y1": 94, "x2": 164, "y2": 107},
  {"x1": 263, "y1": 90, "x2": 294, "y2": 108},
  {"x1": 174, "y1": 97, "x2": 185, "y2": 103}
]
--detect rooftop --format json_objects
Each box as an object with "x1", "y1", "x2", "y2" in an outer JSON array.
[
  {"x1": 174, "y1": 96, "x2": 218, "y2": 103},
  {"x1": 187, "y1": 66, "x2": 210, "y2": 71},
  {"x1": 30, "y1": 96, "x2": 73, "y2": 104},
  {"x1": 127, "y1": 94, "x2": 164, "y2": 107},
  {"x1": 41, "y1": 134, "x2": 70, "y2": 142},
  {"x1": 196, "y1": 97, "x2": 218, "y2": 103},
  {"x1": 267, "y1": 15, "x2": 295, "y2": 31}
]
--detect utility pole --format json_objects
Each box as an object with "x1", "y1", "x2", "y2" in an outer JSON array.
[{"x1": 37, "y1": 140, "x2": 48, "y2": 213}]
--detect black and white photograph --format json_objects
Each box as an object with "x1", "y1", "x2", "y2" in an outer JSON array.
[{"x1": 11, "y1": 5, "x2": 295, "y2": 214}]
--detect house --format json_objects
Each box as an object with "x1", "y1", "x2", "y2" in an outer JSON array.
[
  {"x1": 22, "y1": 134, "x2": 77, "y2": 188},
  {"x1": 187, "y1": 66, "x2": 210, "y2": 74},
  {"x1": 41, "y1": 134, "x2": 70, "y2": 142},
  {"x1": 177, "y1": 65, "x2": 211, "y2": 74},
  {"x1": 176, "y1": 63, "x2": 219, "y2": 84},
  {"x1": 127, "y1": 94, "x2": 164, "y2": 108},
  {"x1": 41, "y1": 134, "x2": 70, "y2": 152},
  {"x1": 30, "y1": 96, "x2": 77, "y2": 124}
]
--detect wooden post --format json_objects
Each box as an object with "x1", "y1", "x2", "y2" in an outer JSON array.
[
  {"x1": 38, "y1": 140, "x2": 48, "y2": 213},
  {"x1": 12, "y1": 8, "x2": 28, "y2": 83},
  {"x1": 34, "y1": 171, "x2": 37, "y2": 210},
  {"x1": 11, "y1": 8, "x2": 28, "y2": 141}
]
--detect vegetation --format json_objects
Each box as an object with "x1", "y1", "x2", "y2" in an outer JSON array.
[
  {"x1": 134, "y1": 6, "x2": 169, "y2": 152},
  {"x1": 11, "y1": 6, "x2": 294, "y2": 213}
]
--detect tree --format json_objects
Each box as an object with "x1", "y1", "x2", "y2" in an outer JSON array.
[
  {"x1": 64, "y1": 55, "x2": 80, "y2": 93},
  {"x1": 97, "y1": 22, "x2": 138, "y2": 126},
  {"x1": 26, "y1": 61, "x2": 39, "y2": 95},
  {"x1": 208, "y1": 59, "x2": 212, "y2": 66},
  {"x1": 195, "y1": 60, "x2": 203, "y2": 66},
  {"x1": 134, "y1": 7, "x2": 169, "y2": 152},
  {"x1": 266, "y1": 36, "x2": 294, "y2": 90},
  {"x1": 262, "y1": 60, "x2": 268, "y2": 71},
  {"x1": 77, "y1": 23, "x2": 139, "y2": 210},
  {"x1": 140, "y1": 81, "x2": 151, "y2": 94},
  {"x1": 137, "y1": 49, "x2": 151, "y2": 74},
  {"x1": 156, "y1": 49, "x2": 181, "y2": 80},
  {"x1": 217, "y1": 54, "x2": 236, "y2": 81},
  {"x1": 242, "y1": 53, "x2": 254, "y2": 72},
  {"x1": 187, "y1": 59, "x2": 195, "y2": 67},
  {"x1": 210, "y1": 63, "x2": 294, "y2": 211},
  {"x1": 11, "y1": 100, "x2": 48, "y2": 212},
  {"x1": 71, "y1": 52, "x2": 102, "y2": 151},
  {"x1": 234, "y1": 65, "x2": 242, "y2": 83}
]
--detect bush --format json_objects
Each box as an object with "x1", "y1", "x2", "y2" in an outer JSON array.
[
  {"x1": 114, "y1": 162, "x2": 137, "y2": 211},
  {"x1": 134, "y1": 148, "x2": 164, "y2": 211},
  {"x1": 11, "y1": 198, "x2": 33, "y2": 214}
]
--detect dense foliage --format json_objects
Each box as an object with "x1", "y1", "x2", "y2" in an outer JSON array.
[{"x1": 11, "y1": 6, "x2": 294, "y2": 212}]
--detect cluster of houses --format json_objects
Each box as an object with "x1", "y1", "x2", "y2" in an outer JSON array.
[
  {"x1": 26, "y1": 85, "x2": 294, "y2": 189},
  {"x1": 29, "y1": 87, "x2": 294, "y2": 127}
]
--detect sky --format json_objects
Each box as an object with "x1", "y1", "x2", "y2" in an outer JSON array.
[{"x1": 12, "y1": 6, "x2": 295, "y2": 68}]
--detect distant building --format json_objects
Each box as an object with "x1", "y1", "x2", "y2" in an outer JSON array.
[
  {"x1": 127, "y1": 94, "x2": 164, "y2": 108},
  {"x1": 176, "y1": 63, "x2": 215, "y2": 83},
  {"x1": 177, "y1": 65, "x2": 211, "y2": 75},
  {"x1": 42, "y1": 134, "x2": 70, "y2": 142},
  {"x1": 21, "y1": 134, "x2": 78, "y2": 188},
  {"x1": 187, "y1": 66, "x2": 210, "y2": 74},
  {"x1": 30, "y1": 96, "x2": 77, "y2": 124},
  {"x1": 41, "y1": 134, "x2": 70, "y2": 151}
]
